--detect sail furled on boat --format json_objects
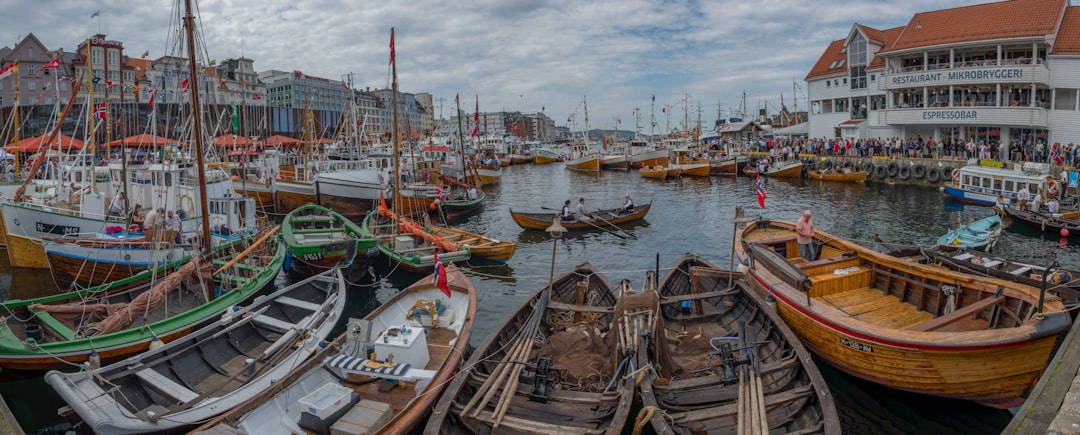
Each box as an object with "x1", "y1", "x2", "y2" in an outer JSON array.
[{"x1": 92, "y1": 256, "x2": 201, "y2": 335}]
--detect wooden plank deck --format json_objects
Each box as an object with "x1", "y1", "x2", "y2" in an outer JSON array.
[
  {"x1": 818, "y1": 287, "x2": 931, "y2": 328},
  {"x1": 341, "y1": 326, "x2": 457, "y2": 416},
  {"x1": 1004, "y1": 305, "x2": 1080, "y2": 434}
]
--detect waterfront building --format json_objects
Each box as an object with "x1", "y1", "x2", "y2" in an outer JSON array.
[
  {"x1": 806, "y1": 0, "x2": 1080, "y2": 149},
  {"x1": 71, "y1": 34, "x2": 138, "y2": 103},
  {"x1": 215, "y1": 57, "x2": 267, "y2": 107},
  {"x1": 0, "y1": 33, "x2": 75, "y2": 108}
]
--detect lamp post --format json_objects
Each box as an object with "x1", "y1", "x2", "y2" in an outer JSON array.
[
  {"x1": 729, "y1": 205, "x2": 754, "y2": 287},
  {"x1": 546, "y1": 217, "x2": 567, "y2": 292}
]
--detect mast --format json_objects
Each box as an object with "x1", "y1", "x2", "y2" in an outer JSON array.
[
  {"x1": 183, "y1": 0, "x2": 212, "y2": 253},
  {"x1": 454, "y1": 94, "x2": 468, "y2": 184},
  {"x1": 12, "y1": 62, "x2": 19, "y2": 177},
  {"x1": 390, "y1": 27, "x2": 400, "y2": 214}
]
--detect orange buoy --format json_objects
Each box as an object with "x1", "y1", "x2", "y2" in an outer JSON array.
[{"x1": 429, "y1": 202, "x2": 438, "y2": 211}]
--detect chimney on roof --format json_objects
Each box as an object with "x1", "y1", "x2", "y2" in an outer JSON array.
[{"x1": 915, "y1": 21, "x2": 922, "y2": 29}]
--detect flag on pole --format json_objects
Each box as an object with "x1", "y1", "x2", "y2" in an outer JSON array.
[
  {"x1": 208, "y1": 59, "x2": 217, "y2": 66},
  {"x1": 756, "y1": 172, "x2": 767, "y2": 209},
  {"x1": 141, "y1": 50, "x2": 149, "y2": 59},
  {"x1": 471, "y1": 96, "x2": 479, "y2": 138},
  {"x1": 146, "y1": 88, "x2": 155, "y2": 106},
  {"x1": 90, "y1": 10, "x2": 100, "y2": 18},
  {"x1": 432, "y1": 250, "x2": 451, "y2": 298},
  {"x1": 0, "y1": 62, "x2": 17, "y2": 80},
  {"x1": 230, "y1": 104, "x2": 240, "y2": 132},
  {"x1": 96, "y1": 101, "x2": 107, "y2": 119},
  {"x1": 340, "y1": 80, "x2": 348, "y2": 90},
  {"x1": 105, "y1": 81, "x2": 115, "y2": 88},
  {"x1": 180, "y1": 77, "x2": 190, "y2": 93},
  {"x1": 92, "y1": 76, "x2": 101, "y2": 84},
  {"x1": 39, "y1": 58, "x2": 60, "y2": 72},
  {"x1": 1050, "y1": 145, "x2": 1063, "y2": 165}
]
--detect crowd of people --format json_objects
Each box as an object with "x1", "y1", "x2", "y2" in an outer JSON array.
[
  {"x1": 105, "y1": 191, "x2": 183, "y2": 242},
  {"x1": 741, "y1": 136, "x2": 1080, "y2": 167}
]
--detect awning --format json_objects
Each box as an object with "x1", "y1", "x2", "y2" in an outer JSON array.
[{"x1": 838, "y1": 120, "x2": 864, "y2": 126}]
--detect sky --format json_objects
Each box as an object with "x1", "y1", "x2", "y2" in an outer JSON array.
[{"x1": 2, "y1": 0, "x2": 992, "y2": 131}]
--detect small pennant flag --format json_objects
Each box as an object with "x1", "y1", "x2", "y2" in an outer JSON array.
[
  {"x1": 146, "y1": 88, "x2": 155, "y2": 106},
  {"x1": 471, "y1": 96, "x2": 479, "y2": 138},
  {"x1": 341, "y1": 80, "x2": 348, "y2": 90},
  {"x1": 389, "y1": 31, "x2": 395, "y2": 65},
  {"x1": 180, "y1": 77, "x2": 190, "y2": 93},
  {"x1": 90, "y1": 10, "x2": 99, "y2": 18},
  {"x1": 96, "y1": 101, "x2": 107, "y2": 119},
  {"x1": 105, "y1": 81, "x2": 115, "y2": 88},
  {"x1": 141, "y1": 50, "x2": 149, "y2": 59},
  {"x1": 0, "y1": 62, "x2": 17, "y2": 80},
  {"x1": 39, "y1": 57, "x2": 60, "y2": 72},
  {"x1": 432, "y1": 250, "x2": 451, "y2": 298},
  {"x1": 756, "y1": 172, "x2": 767, "y2": 209},
  {"x1": 208, "y1": 59, "x2": 217, "y2": 66},
  {"x1": 92, "y1": 76, "x2": 101, "y2": 84}
]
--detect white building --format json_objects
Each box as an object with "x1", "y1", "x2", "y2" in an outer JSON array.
[{"x1": 806, "y1": 0, "x2": 1080, "y2": 147}]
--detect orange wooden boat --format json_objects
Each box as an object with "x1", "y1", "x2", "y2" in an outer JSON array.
[
  {"x1": 735, "y1": 219, "x2": 1070, "y2": 408},
  {"x1": 807, "y1": 169, "x2": 868, "y2": 182},
  {"x1": 639, "y1": 166, "x2": 669, "y2": 180}
]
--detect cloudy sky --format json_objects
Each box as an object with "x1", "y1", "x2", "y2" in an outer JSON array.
[{"x1": 3, "y1": 0, "x2": 989, "y2": 131}]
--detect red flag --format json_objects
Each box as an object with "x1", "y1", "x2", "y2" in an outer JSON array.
[
  {"x1": 471, "y1": 96, "x2": 479, "y2": 138},
  {"x1": 105, "y1": 80, "x2": 115, "y2": 88},
  {"x1": 0, "y1": 62, "x2": 17, "y2": 81},
  {"x1": 180, "y1": 77, "x2": 190, "y2": 93},
  {"x1": 341, "y1": 80, "x2": 348, "y2": 90},
  {"x1": 39, "y1": 57, "x2": 60, "y2": 72},
  {"x1": 756, "y1": 172, "x2": 767, "y2": 209},
  {"x1": 433, "y1": 250, "x2": 451, "y2": 298},
  {"x1": 96, "y1": 101, "x2": 107, "y2": 119},
  {"x1": 389, "y1": 32, "x2": 395, "y2": 65},
  {"x1": 146, "y1": 88, "x2": 155, "y2": 106}
]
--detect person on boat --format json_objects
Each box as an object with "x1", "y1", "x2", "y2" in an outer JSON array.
[
  {"x1": 144, "y1": 207, "x2": 164, "y2": 231},
  {"x1": 1047, "y1": 198, "x2": 1060, "y2": 215},
  {"x1": 994, "y1": 194, "x2": 1007, "y2": 211},
  {"x1": 1017, "y1": 184, "x2": 1030, "y2": 211},
  {"x1": 127, "y1": 204, "x2": 145, "y2": 232},
  {"x1": 796, "y1": 209, "x2": 815, "y2": 261},
  {"x1": 164, "y1": 210, "x2": 182, "y2": 244},
  {"x1": 467, "y1": 186, "x2": 478, "y2": 200},
  {"x1": 1032, "y1": 188, "x2": 1044, "y2": 212},
  {"x1": 575, "y1": 198, "x2": 594, "y2": 222},
  {"x1": 619, "y1": 194, "x2": 634, "y2": 214},
  {"x1": 108, "y1": 192, "x2": 127, "y2": 220},
  {"x1": 561, "y1": 200, "x2": 575, "y2": 222}
]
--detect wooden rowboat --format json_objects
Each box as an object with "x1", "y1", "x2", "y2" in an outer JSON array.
[
  {"x1": 196, "y1": 264, "x2": 476, "y2": 435},
  {"x1": 423, "y1": 225, "x2": 518, "y2": 262},
  {"x1": 807, "y1": 169, "x2": 868, "y2": 182},
  {"x1": 935, "y1": 214, "x2": 1002, "y2": 252},
  {"x1": 640, "y1": 254, "x2": 840, "y2": 434},
  {"x1": 748, "y1": 160, "x2": 803, "y2": 179},
  {"x1": 510, "y1": 203, "x2": 651, "y2": 230},
  {"x1": 1003, "y1": 207, "x2": 1080, "y2": 238},
  {"x1": 735, "y1": 219, "x2": 1070, "y2": 408},
  {"x1": 46, "y1": 268, "x2": 346, "y2": 434},
  {"x1": 639, "y1": 166, "x2": 669, "y2": 180},
  {"x1": 425, "y1": 263, "x2": 633, "y2": 434},
  {"x1": 282, "y1": 203, "x2": 377, "y2": 276}
]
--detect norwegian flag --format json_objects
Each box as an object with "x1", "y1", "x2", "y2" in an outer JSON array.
[
  {"x1": 180, "y1": 77, "x2": 190, "y2": 93},
  {"x1": 146, "y1": 88, "x2": 155, "y2": 106},
  {"x1": 95, "y1": 101, "x2": 107, "y2": 119},
  {"x1": 756, "y1": 172, "x2": 767, "y2": 209},
  {"x1": 1050, "y1": 145, "x2": 1063, "y2": 165},
  {"x1": 105, "y1": 81, "x2": 115, "y2": 88},
  {"x1": 432, "y1": 250, "x2": 451, "y2": 298}
]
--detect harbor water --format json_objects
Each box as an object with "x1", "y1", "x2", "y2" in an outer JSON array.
[{"x1": 3, "y1": 162, "x2": 1077, "y2": 434}]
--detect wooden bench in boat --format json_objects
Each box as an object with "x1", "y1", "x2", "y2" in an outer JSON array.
[
  {"x1": 135, "y1": 368, "x2": 200, "y2": 404},
  {"x1": 275, "y1": 296, "x2": 321, "y2": 312},
  {"x1": 819, "y1": 287, "x2": 932, "y2": 328},
  {"x1": 907, "y1": 296, "x2": 1004, "y2": 332},
  {"x1": 808, "y1": 267, "x2": 873, "y2": 298},
  {"x1": 799, "y1": 257, "x2": 862, "y2": 276},
  {"x1": 545, "y1": 301, "x2": 614, "y2": 314},
  {"x1": 252, "y1": 314, "x2": 297, "y2": 333},
  {"x1": 29, "y1": 310, "x2": 77, "y2": 341}
]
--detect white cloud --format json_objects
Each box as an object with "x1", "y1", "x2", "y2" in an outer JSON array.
[{"x1": 1, "y1": 0, "x2": 985, "y2": 130}]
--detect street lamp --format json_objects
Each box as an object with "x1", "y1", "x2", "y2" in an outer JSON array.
[{"x1": 729, "y1": 205, "x2": 753, "y2": 287}]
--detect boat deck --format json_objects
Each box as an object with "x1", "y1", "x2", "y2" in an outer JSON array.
[
  {"x1": 817, "y1": 287, "x2": 933, "y2": 329},
  {"x1": 341, "y1": 326, "x2": 456, "y2": 416}
]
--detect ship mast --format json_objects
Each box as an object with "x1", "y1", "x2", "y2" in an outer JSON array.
[{"x1": 183, "y1": 0, "x2": 212, "y2": 253}]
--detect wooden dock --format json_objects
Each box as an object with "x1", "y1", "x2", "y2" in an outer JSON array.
[
  {"x1": 1004, "y1": 310, "x2": 1080, "y2": 434},
  {"x1": 0, "y1": 392, "x2": 25, "y2": 435}
]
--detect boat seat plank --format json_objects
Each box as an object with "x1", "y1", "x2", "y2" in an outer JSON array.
[
  {"x1": 855, "y1": 302, "x2": 922, "y2": 325},
  {"x1": 545, "y1": 301, "x2": 614, "y2": 314},
  {"x1": 952, "y1": 253, "x2": 974, "y2": 261},
  {"x1": 252, "y1": 314, "x2": 296, "y2": 333},
  {"x1": 842, "y1": 294, "x2": 901, "y2": 316},
  {"x1": 135, "y1": 369, "x2": 200, "y2": 404},
  {"x1": 1009, "y1": 266, "x2": 1033, "y2": 276},
  {"x1": 821, "y1": 287, "x2": 883, "y2": 308},
  {"x1": 981, "y1": 260, "x2": 1003, "y2": 269},
  {"x1": 907, "y1": 296, "x2": 1004, "y2": 332},
  {"x1": 275, "y1": 296, "x2": 321, "y2": 312},
  {"x1": 29, "y1": 310, "x2": 77, "y2": 341}
]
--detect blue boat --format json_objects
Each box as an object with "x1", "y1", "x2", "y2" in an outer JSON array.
[
  {"x1": 943, "y1": 160, "x2": 1051, "y2": 206},
  {"x1": 936, "y1": 214, "x2": 1003, "y2": 252}
]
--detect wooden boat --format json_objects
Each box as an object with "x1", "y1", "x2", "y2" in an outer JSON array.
[
  {"x1": 708, "y1": 154, "x2": 747, "y2": 174},
  {"x1": 807, "y1": 169, "x2": 868, "y2": 182},
  {"x1": 639, "y1": 166, "x2": 669, "y2": 180},
  {"x1": 640, "y1": 254, "x2": 840, "y2": 434},
  {"x1": 925, "y1": 249, "x2": 1080, "y2": 307},
  {"x1": 600, "y1": 153, "x2": 631, "y2": 170},
  {"x1": 671, "y1": 152, "x2": 711, "y2": 177},
  {"x1": 735, "y1": 219, "x2": 1071, "y2": 408},
  {"x1": 531, "y1": 147, "x2": 564, "y2": 164},
  {"x1": 197, "y1": 262, "x2": 476, "y2": 435},
  {"x1": 936, "y1": 214, "x2": 1002, "y2": 252},
  {"x1": 435, "y1": 189, "x2": 486, "y2": 221},
  {"x1": 565, "y1": 143, "x2": 600, "y2": 172},
  {"x1": 630, "y1": 147, "x2": 669, "y2": 168},
  {"x1": 510, "y1": 203, "x2": 651, "y2": 230},
  {"x1": 45, "y1": 268, "x2": 346, "y2": 434},
  {"x1": 282, "y1": 203, "x2": 378, "y2": 276},
  {"x1": 755, "y1": 159, "x2": 804, "y2": 178},
  {"x1": 423, "y1": 225, "x2": 518, "y2": 262},
  {"x1": 425, "y1": 262, "x2": 634, "y2": 434},
  {"x1": 1003, "y1": 207, "x2": 1080, "y2": 238}
]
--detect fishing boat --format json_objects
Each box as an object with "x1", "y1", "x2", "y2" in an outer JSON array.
[
  {"x1": 639, "y1": 165, "x2": 669, "y2": 180},
  {"x1": 422, "y1": 225, "x2": 517, "y2": 262},
  {"x1": 639, "y1": 254, "x2": 840, "y2": 434},
  {"x1": 943, "y1": 160, "x2": 1053, "y2": 206},
  {"x1": 45, "y1": 268, "x2": 346, "y2": 434},
  {"x1": 936, "y1": 214, "x2": 1003, "y2": 252},
  {"x1": 749, "y1": 159, "x2": 803, "y2": 179},
  {"x1": 807, "y1": 168, "x2": 868, "y2": 182},
  {"x1": 531, "y1": 146, "x2": 564, "y2": 164},
  {"x1": 629, "y1": 139, "x2": 668, "y2": 168},
  {"x1": 425, "y1": 262, "x2": 634, "y2": 434},
  {"x1": 432, "y1": 181, "x2": 486, "y2": 221},
  {"x1": 196, "y1": 260, "x2": 476, "y2": 435},
  {"x1": 707, "y1": 153, "x2": 748, "y2": 174},
  {"x1": 670, "y1": 150, "x2": 711, "y2": 177},
  {"x1": 736, "y1": 219, "x2": 1071, "y2": 408},
  {"x1": 282, "y1": 203, "x2": 378, "y2": 277},
  {"x1": 1002, "y1": 207, "x2": 1080, "y2": 238},
  {"x1": 565, "y1": 142, "x2": 600, "y2": 172},
  {"x1": 510, "y1": 203, "x2": 651, "y2": 231}
]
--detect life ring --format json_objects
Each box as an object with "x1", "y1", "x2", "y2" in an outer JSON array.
[
  {"x1": 1045, "y1": 179, "x2": 1060, "y2": 197},
  {"x1": 898, "y1": 166, "x2": 911, "y2": 180},
  {"x1": 927, "y1": 168, "x2": 941, "y2": 183},
  {"x1": 874, "y1": 165, "x2": 887, "y2": 179},
  {"x1": 946, "y1": 167, "x2": 957, "y2": 183},
  {"x1": 886, "y1": 163, "x2": 899, "y2": 177},
  {"x1": 912, "y1": 165, "x2": 927, "y2": 179},
  {"x1": 179, "y1": 194, "x2": 195, "y2": 218}
]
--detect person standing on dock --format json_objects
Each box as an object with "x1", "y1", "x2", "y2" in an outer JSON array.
[{"x1": 796, "y1": 210, "x2": 815, "y2": 261}]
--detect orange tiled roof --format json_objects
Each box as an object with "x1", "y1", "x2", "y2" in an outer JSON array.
[
  {"x1": 857, "y1": 25, "x2": 886, "y2": 45},
  {"x1": 805, "y1": 39, "x2": 846, "y2": 80},
  {"x1": 127, "y1": 58, "x2": 152, "y2": 81},
  {"x1": 881, "y1": 0, "x2": 1067, "y2": 53},
  {"x1": 1051, "y1": 6, "x2": 1080, "y2": 54},
  {"x1": 867, "y1": 27, "x2": 905, "y2": 71}
]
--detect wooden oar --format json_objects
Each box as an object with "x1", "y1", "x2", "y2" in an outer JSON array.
[
  {"x1": 539, "y1": 207, "x2": 629, "y2": 240},
  {"x1": 592, "y1": 213, "x2": 638, "y2": 239}
]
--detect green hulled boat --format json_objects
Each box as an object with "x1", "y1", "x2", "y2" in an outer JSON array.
[{"x1": 282, "y1": 203, "x2": 377, "y2": 277}]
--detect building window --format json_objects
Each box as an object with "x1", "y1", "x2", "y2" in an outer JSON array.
[
  {"x1": 27, "y1": 80, "x2": 35, "y2": 90},
  {"x1": 59, "y1": 81, "x2": 67, "y2": 91},
  {"x1": 92, "y1": 48, "x2": 104, "y2": 65},
  {"x1": 108, "y1": 50, "x2": 119, "y2": 66},
  {"x1": 108, "y1": 70, "x2": 119, "y2": 80},
  {"x1": 27, "y1": 47, "x2": 33, "y2": 59},
  {"x1": 1054, "y1": 89, "x2": 1076, "y2": 110}
]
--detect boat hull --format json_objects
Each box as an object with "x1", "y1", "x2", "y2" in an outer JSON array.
[
  {"x1": 424, "y1": 225, "x2": 517, "y2": 262},
  {"x1": 639, "y1": 168, "x2": 668, "y2": 180},
  {"x1": 600, "y1": 154, "x2": 631, "y2": 170},
  {"x1": 943, "y1": 183, "x2": 997, "y2": 206},
  {"x1": 808, "y1": 170, "x2": 868, "y2": 182},
  {"x1": 630, "y1": 149, "x2": 668, "y2": 168},
  {"x1": 565, "y1": 153, "x2": 600, "y2": 172},
  {"x1": 510, "y1": 203, "x2": 651, "y2": 230}
]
